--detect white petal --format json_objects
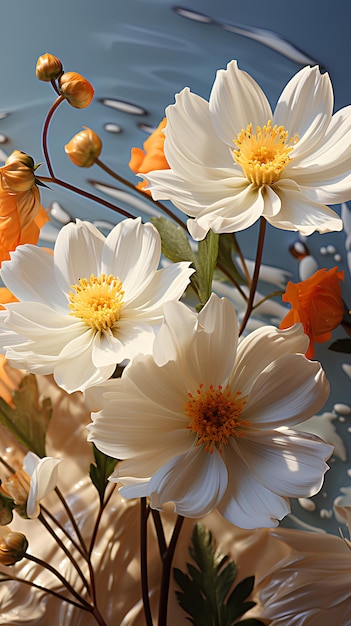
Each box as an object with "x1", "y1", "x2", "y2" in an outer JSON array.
[
  {"x1": 274, "y1": 65, "x2": 333, "y2": 159},
  {"x1": 209, "y1": 60, "x2": 272, "y2": 145},
  {"x1": 231, "y1": 323, "x2": 309, "y2": 396},
  {"x1": 27, "y1": 457, "x2": 63, "y2": 518},
  {"x1": 164, "y1": 88, "x2": 233, "y2": 177},
  {"x1": 239, "y1": 429, "x2": 332, "y2": 498},
  {"x1": 101, "y1": 218, "x2": 161, "y2": 300},
  {"x1": 1, "y1": 247, "x2": 67, "y2": 312},
  {"x1": 122, "y1": 446, "x2": 228, "y2": 518},
  {"x1": 186, "y1": 295, "x2": 238, "y2": 387},
  {"x1": 242, "y1": 353, "x2": 330, "y2": 428},
  {"x1": 92, "y1": 330, "x2": 122, "y2": 367},
  {"x1": 124, "y1": 262, "x2": 193, "y2": 314},
  {"x1": 113, "y1": 319, "x2": 156, "y2": 360},
  {"x1": 153, "y1": 300, "x2": 197, "y2": 366},
  {"x1": 270, "y1": 182, "x2": 343, "y2": 234},
  {"x1": 54, "y1": 333, "x2": 114, "y2": 392},
  {"x1": 218, "y1": 442, "x2": 291, "y2": 528},
  {"x1": 54, "y1": 220, "x2": 105, "y2": 292}
]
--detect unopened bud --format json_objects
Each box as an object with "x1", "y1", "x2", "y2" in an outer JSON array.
[
  {"x1": 0, "y1": 492, "x2": 14, "y2": 525},
  {"x1": 59, "y1": 72, "x2": 94, "y2": 109},
  {"x1": 65, "y1": 127, "x2": 102, "y2": 167},
  {"x1": 0, "y1": 151, "x2": 36, "y2": 192},
  {"x1": 1, "y1": 469, "x2": 30, "y2": 507},
  {"x1": 36, "y1": 53, "x2": 63, "y2": 82},
  {"x1": 0, "y1": 532, "x2": 28, "y2": 565}
]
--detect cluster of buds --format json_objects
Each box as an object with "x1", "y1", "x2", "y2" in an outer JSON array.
[
  {"x1": 0, "y1": 531, "x2": 28, "y2": 566},
  {"x1": 36, "y1": 53, "x2": 94, "y2": 109}
]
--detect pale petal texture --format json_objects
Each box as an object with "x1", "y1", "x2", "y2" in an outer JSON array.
[
  {"x1": 145, "y1": 60, "x2": 349, "y2": 239},
  {"x1": 22, "y1": 452, "x2": 63, "y2": 518},
  {"x1": 0, "y1": 218, "x2": 193, "y2": 392},
  {"x1": 87, "y1": 295, "x2": 331, "y2": 529}
]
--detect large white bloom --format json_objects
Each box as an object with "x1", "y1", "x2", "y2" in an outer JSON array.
[
  {"x1": 146, "y1": 61, "x2": 349, "y2": 240},
  {"x1": 86, "y1": 294, "x2": 332, "y2": 529},
  {"x1": 0, "y1": 218, "x2": 193, "y2": 393}
]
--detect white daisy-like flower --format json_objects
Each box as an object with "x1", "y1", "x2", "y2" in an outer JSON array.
[
  {"x1": 86, "y1": 294, "x2": 332, "y2": 529},
  {"x1": 146, "y1": 60, "x2": 349, "y2": 240},
  {"x1": 0, "y1": 218, "x2": 193, "y2": 393}
]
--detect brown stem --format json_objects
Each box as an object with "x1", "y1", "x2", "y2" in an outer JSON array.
[
  {"x1": 42, "y1": 95, "x2": 65, "y2": 179},
  {"x1": 88, "y1": 483, "x2": 117, "y2": 558},
  {"x1": 158, "y1": 515, "x2": 184, "y2": 626},
  {"x1": 239, "y1": 217, "x2": 266, "y2": 336},
  {"x1": 38, "y1": 512, "x2": 90, "y2": 594},
  {"x1": 40, "y1": 503, "x2": 86, "y2": 559},
  {"x1": 96, "y1": 159, "x2": 185, "y2": 228},
  {"x1": 24, "y1": 552, "x2": 91, "y2": 608},
  {"x1": 55, "y1": 487, "x2": 88, "y2": 555},
  {"x1": 140, "y1": 498, "x2": 153, "y2": 626},
  {"x1": 37, "y1": 175, "x2": 135, "y2": 220},
  {"x1": 151, "y1": 509, "x2": 167, "y2": 559}
]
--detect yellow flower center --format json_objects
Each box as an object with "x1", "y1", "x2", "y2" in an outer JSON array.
[
  {"x1": 184, "y1": 383, "x2": 248, "y2": 452},
  {"x1": 233, "y1": 120, "x2": 298, "y2": 186},
  {"x1": 69, "y1": 273, "x2": 125, "y2": 331}
]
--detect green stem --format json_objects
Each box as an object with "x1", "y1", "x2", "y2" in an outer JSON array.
[
  {"x1": 88, "y1": 483, "x2": 117, "y2": 558},
  {"x1": 252, "y1": 289, "x2": 284, "y2": 310},
  {"x1": 157, "y1": 514, "x2": 184, "y2": 626},
  {"x1": 239, "y1": 217, "x2": 266, "y2": 336},
  {"x1": 140, "y1": 498, "x2": 153, "y2": 626}
]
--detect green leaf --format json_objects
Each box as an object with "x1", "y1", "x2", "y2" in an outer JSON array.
[
  {"x1": 195, "y1": 229, "x2": 219, "y2": 306},
  {"x1": 174, "y1": 523, "x2": 261, "y2": 626},
  {"x1": 0, "y1": 374, "x2": 52, "y2": 457},
  {"x1": 217, "y1": 233, "x2": 246, "y2": 285},
  {"x1": 89, "y1": 444, "x2": 118, "y2": 505},
  {"x1": 151, "y1": 217, "x2": 196, "y2": 265}
]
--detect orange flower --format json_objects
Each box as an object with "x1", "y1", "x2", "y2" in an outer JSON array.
[
  {"x1": 0, "y1": 182, "x2": 49, "y2": 265},
  {"x1": 129, "y1": 118, "x2": 169, "y2": 193},
  {"x1": 280, "y1": 267, "x2": 344, "y2": 358}
]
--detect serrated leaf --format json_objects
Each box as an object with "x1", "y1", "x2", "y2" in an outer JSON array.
[
  {"x1": 89, "y1": 444, "x2": 118, "y2": 505},
  {"x1": 175, "y1": 523, "x2": 259, "y2": 626},
  {"x1": 0, "y1": 374, "x2": 52, "y2": 457}
]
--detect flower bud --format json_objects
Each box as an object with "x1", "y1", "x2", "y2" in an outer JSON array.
[
  {"x1": 1, "y1": 469, "x2": 30, "y2": 507},
  {"x1": 36, "y1": 53, "x2": 63, "y2": 81},
  {"x1": 0, "y1": 492, "x2": 14, "y2": 525},
  {"x1": 59, "y1": 72, "x2": 94, "y2": 109},
  {"x1": 65, "y1": 127, "x2": 102, "y2": 167},
  {"x1": 0, "y1": 151, "x2": 36, "y2": 193},
  {"x1": 0, "y1": 532, "x2": 28, "y2": 565}
]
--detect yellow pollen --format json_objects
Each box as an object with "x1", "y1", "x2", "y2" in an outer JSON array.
[
  {"x1": 69, "y1": 273, "x2": 125, "y2": 331},
  {"x1": 233, "y1": 120, "x2": 298, "y2": 186},
  {"x1": 184, "y1": 383, "x2": 248, "y2": 453}
]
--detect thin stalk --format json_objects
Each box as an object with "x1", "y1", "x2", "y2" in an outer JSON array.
[
  {"x1": 88, "y1": 483, "x2": 117, "y2": 558},
  {"x1": 157, "y1": 515, "x2": 184, "y2": 626},
  {"x1": 42, "y1": 95, "x2": 65, "y2": 178},
  {"x1": 140, "y1": 498, "x2": 153, "y2": 626},
  {"x1": 38, "y1": 511, "x2": 90, "y2": 594},
  {"x1": 232, "y1": 233, "x2": 252, "y2": 287},
  {"x1": 40, "y1": 503, "x2": 86, "y2": 559},
  {"x1": 0, "y1": 572, "x2": 91, "y2": 611},
  {"x1": 151, "y1": 509, "x2": 167, "y2": 559},
  {"x1": 37, "y1": 175, "x2": 135, "y2": 219},
  {"x1": 24, "y1": 552, "x2": 92, "y2": 608},
  {"x1": 96, "y1": 159, "x2": 185, "y2": 228},
  {"x1": 55, "y1": 486, "x2": 88, "y2": 555},
  {"x1": 252, "y1": 289, "x2": 284, "y2": 310},
  {"x1": 239, "y1": 217, "x2": 267, "y2": 336}
]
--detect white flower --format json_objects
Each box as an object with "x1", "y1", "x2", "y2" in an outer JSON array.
[
  {"x1": 146, "y1": 61, "x2": 349, "y2": 240},
  {"x1": 86, "y1": 294, "x2": 332, "y2": 529},
  {"x1": 0, "y1": 218, "x2": 193, "y2": 393},
  {"x1": 23, "y1": 452, "x2": 62, "y2": 518}
]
